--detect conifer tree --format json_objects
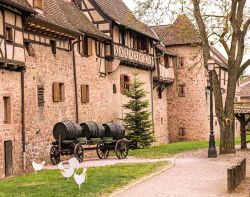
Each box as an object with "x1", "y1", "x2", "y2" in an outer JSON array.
[{"x1": 123, "y1": 74, "x2": 154, "y2": 148}]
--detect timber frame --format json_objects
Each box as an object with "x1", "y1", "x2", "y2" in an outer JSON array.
[{"x1": 234, "y1": 102, "x2": 250, "y2": 149}]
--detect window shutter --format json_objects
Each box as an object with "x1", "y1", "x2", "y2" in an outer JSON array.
[
  {"x1": 60, "y1": 84, "x2": 65, "y2": 102},
  {"x1": 34, "y1": 0, "x2": 43, "y2": 9},
  {"x1": 81, "y1": 84, "x2": 89, "y2": 103},
  {"x1": 120, "y1": 75, "x2": 125, "y2": 94},
  {"x1": 88, "y1": 38, "x2": 92, "y2": 56},
  {"x1": 53, "y1": 82, "x2": 60, "y2": 102},
  {"x1": 37, "y1": 85, "x2": 45, "y2": 107},
  {"x1": 127, "y1": 76, "x2": 131, "y2": 92}
]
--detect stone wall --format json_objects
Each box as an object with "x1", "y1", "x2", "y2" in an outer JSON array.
[
  {"x1": 167, "y1": 45, "x2": 210, "y2": 141},
  {"x1": 153, "y1": 87, "x2": 169, "y2": 144},
  {"x1": 0, "y1": 70, "x2": 23, "y2": 178}
]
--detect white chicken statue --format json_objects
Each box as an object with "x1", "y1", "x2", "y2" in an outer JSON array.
[
  {"x1": 60, "y1": 167, "x2": 74, "y2": 181},
  {"x1": 57, "y1": 162, "x2": 64, "y2": 170},
  {"x1": 32, "y1": 161, "x2": 46, "y2": 174},
  {"x1": 68, "y1": 157, "x2": 80, "y2": 169},
  {"x1": 74, "y1": 168, "x2": 87, "y2": 190}
]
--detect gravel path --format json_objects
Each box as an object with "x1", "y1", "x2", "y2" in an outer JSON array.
[{"x1": 111, "y1": 148, "x2": 250, "y2": 197}]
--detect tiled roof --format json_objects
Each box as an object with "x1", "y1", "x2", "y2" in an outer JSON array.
[
  {"x1": 0, "y1": 0, "x2": 35, "y2": 13},
  {"x1": 57, "y1": 0, "x2": 111, "y2": 40},
  {"x1": 240, "y1": 80, "x2": 250, "y2": 97},
  {"x1": 94, "y1": 0, "x2": 158, "y2": 40},
  {"x1": 27, "y1": 0, "x2": 110, "y2": 40},
  {"x1": 28, "y1": 0, "x2": 80, "y2": 37},
  {"x1": 156, "y1": 44, "x2": 177, "y2": 56},
  {"x1": 151, "y1": 14, "x2": 201, "y2": 46},
  {"x1": 210, "y1": 46, "x2": 228, "y2": 65}
]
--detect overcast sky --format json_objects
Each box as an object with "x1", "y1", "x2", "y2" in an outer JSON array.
[{"x1": 123, "y1": 0, "x2": 250, "y2": 74}]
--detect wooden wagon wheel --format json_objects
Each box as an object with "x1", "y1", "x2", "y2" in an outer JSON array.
[
  {"x1": 74, "y1": 143, "x2": 84, "y2": 163},
  {"x1": 96, "y1": 142, "x2": 109, "y2": 159},
  {"x1": 115, "y1": 139, "x2": 129, "y2": 159},
  {"x1": 50, "y1": 146, "x2": 60, "y2": 165}
]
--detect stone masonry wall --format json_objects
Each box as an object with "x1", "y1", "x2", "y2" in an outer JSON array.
[
  {"x1": 167, "y1": 45, "x2": 210, "y2": 141},
  {"x1": 0, "y1": 70, "x2": 23, "y2": 178},
  {"x1": 153, "y1": 88, "x2": 169, "y2": 144}
]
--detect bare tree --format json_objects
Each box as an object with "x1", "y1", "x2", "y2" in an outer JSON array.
[{"x1": 134, "y1": 0, "x2": 250, "y2": 154}]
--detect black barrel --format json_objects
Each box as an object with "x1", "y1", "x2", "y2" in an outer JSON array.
[
  {"x1": 53, "y1": 121, "x2": 82, "y2": 141},
  {"x1": 103, "y1": 122, "x2": 125, "y2": 139},
  {"x1": 80, "y1": 122, "x2": 105, "y2": 139}
]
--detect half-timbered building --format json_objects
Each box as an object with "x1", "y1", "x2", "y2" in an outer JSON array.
[{"x1": 0, "y1": 0, "x2": 35, "y2": 178}]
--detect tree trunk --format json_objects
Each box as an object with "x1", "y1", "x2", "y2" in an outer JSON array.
[{"x1": 219, "y1": 101, "x2": 236, "y2": 154}]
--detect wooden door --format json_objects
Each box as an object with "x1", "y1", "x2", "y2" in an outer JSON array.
[{"x1": 4, "y1": 140, "x2": 13, "y2": 177}]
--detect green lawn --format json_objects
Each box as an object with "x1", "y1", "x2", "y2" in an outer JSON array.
[
  {"x1": 129, "y1": 135, "x2": 250, "y2": 158},
  {"x1": 0, "y1": 162, "x2": 167, "y2": 197}
]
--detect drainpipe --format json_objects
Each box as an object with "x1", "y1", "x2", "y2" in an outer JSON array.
[
  {"x1": 150, "y1": 70, "x2": 155, "y2": 135},
  {"x1": 71, "y1": 36, "x2": 84, "y2": 123},
  {"x1": 21, "y1": 69, "x2": 26, "y2": 170}
]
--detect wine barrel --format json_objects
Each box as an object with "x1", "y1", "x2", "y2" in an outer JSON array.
[
  {"x1": 53, "y1": 121, "x2": 82, "y2": 141},
  {"x1": 103, "y1": 122, "x2": 125, "y2": 139},
  {"x1": 80, "y1": 122, "x2": 105, "y2": 139}
]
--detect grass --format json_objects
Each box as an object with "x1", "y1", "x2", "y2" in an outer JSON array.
[
  {"x1": 0, "y1": 162, "x2": 167, "y2": 197},
  {"x1": 129, "y1": 135, "x2": 250, "y2": 159}
]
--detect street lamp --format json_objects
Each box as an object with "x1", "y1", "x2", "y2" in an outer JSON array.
[{"x1": 207, "y1": 58, "x2": 217, "y2": 158}]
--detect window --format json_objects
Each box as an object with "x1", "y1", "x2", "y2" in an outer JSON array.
[
  {"x1": 3, "y1": 97, "x2": 10, "y2": 124},
  {"x1": 132, "y1": 33, "x2": 138, "y2": 50},
  {"x1": 37, "y1": 85, "x2": 45, "y2": 107},
  {"x1": 164, "y1": 56, "x2": 169, "y2": 68},
  {"x1": 53, "y1": 82, "x2": 65, "y2": 102},
  {"x1": 25, "y1": 42, "x2": 35, "y2": 57},
  {"x1": 83, "y1": 37, "x2": 92, "y2": 56},
  {"x1": 178, "y1": 57, "x2": 184, "y2": 68},
  {"x1": 120, "y1": 28, "x2": 126, "y2": 45},
  {"x1": 157, "y1": 87, "x2": 162, "y2": 99},
  {"x1": 120, "y1": 75, "x2": 130, "y2": 94},
  {"x1": 95, "y1": 41, "x2": 100, "y2": 57},
  {"x1": 50, "y1": 40, "x2": 56, "y2": 55},
  {"x1": 81, "y1": 84, "x2": 89, "y2": 103},
  {"x1": 141, "y1": 36, "x2": 149, "y2": 52},
  {"x1": 178, "y1": 84, "x2": 186, "y2": 97},
  {"x1": 6, "y1": 27, "x2": 13, "y2": 42},
  {"x1": 113, "y1": 84, "x2": 117, "y2": 94},
  {"x1": 159, "y1": 56, "x2": 164, "y2": 65},
  {"x1": 33, "y1": 0, "x2": 43, "y2": 9},
  {"x1": 179, "y1": 127, "x2": 186, "y2": 137}
]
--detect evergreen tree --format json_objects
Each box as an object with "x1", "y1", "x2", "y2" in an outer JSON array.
[{"x1": 123, "y1": 74, "x2": 155, "y2": 148}]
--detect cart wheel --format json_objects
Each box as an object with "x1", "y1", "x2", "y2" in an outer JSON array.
[
  {"x1": 50, "y1": 146, "x2": 60, "y2": 165},
  {"x1": 74, "y1": 144, "x2": 84, "y2": 163},
  {"x1": 115, "y1": 139, "x2": 129, "y2": 159},
  {"x1": 96, "y1": 142, "x2": 109, "y2": 159}
]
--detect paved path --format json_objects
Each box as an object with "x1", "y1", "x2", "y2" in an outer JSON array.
[{"x1": 111, "y1": 149, "x2": 250, "y2": 197}]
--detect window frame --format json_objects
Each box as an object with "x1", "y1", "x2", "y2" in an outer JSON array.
[
  {"x1": 5, "y1": 26, "x2": 13, "y2": 42},
  {"x1": 3, "y1": 96, "x2": 11, "y2": 124},
  {"x1": 178, "y1": 84, "x2": 186, "y2": 97}
]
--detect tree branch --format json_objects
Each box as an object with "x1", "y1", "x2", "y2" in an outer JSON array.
[{"x1": 238, "y1": 58, "x2": 250, "y2": 77}]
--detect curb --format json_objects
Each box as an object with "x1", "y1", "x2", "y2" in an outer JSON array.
[{"x1": 109, "y1": 156, "x2": 177, "y2": 197}]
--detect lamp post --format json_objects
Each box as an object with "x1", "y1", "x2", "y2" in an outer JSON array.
[{"x1": 207, "y1": 59, "x2": 217, "y2": 158}]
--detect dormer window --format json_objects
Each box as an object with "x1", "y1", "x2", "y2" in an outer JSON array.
[
  {"x1": 34, "y1": 0, "x2": 43, "y2": 10},
  {"x1": 6, "y1": 27, "x2": 13, "y2": 42}
]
